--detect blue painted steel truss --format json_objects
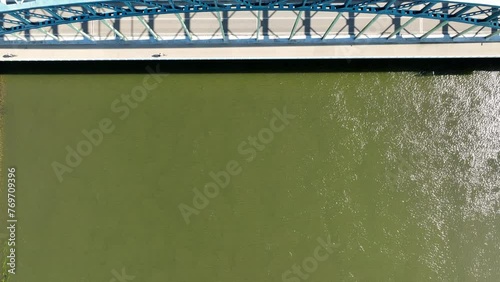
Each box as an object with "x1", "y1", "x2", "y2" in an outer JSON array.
[{"x1": 1, "y1": 0, "x2": 500, "y2": 40}]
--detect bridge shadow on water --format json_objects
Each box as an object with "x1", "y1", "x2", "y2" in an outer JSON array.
[{"x1": 2, "y1": 59, "x2": 500, "y2": 75}]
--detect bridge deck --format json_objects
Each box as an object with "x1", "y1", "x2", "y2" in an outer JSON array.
[{"x1": 2, "y1": 42, "x2": 500, "y2": 61}]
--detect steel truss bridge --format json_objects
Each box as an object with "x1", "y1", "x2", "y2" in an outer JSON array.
[{"x1": 1, "y1": 0, "x2": 500, "y2": 44}]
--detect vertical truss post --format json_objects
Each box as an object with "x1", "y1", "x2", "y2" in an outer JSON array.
[
  {"x1": 452, "y1": 25, "x2": 476, "y2": 39},
  {"x1": 343, "y1": 0, "x2": 352, "y2": 7},
  {"x1": 256, "y1": 10, "x2": 261, "y2": 40},
  {"x1": 420, "y1": 21, "x2": 449, "y2": 39},
  {"x1": 137, "y1": 16, "x2": 161, "y2": 40},
  {"x1": 322, "y1": 12, "x2": 342, "y2": 40},
  {"x1": 216, "y1": 11, "x2": 227, "y2": 41},
  {"x1": 256, "y1": 0, "x2": 262, "y2": 40},
  {"x1": 387, "y1": 17, "x2": 416, "y2": 39},
  {"x1": 355, "y1": 14, "x2": 381, "y2": 39},
  {"x1": 100, "y1": 19, "x2": 127, "y2": 40},
  {"x1": 68, "y1": 23, "x2": 95, "y2": 41},
  {"x1": 175, "y1": 14, "x2": 192, "y2": 41},
  {"x1": 289, "y1": 10, "x2": 303, "y2": 40}
]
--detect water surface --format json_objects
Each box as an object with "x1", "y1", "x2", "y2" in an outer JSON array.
[{"x1": 1, "y1": 71, "x2": 499, "y2": 281}]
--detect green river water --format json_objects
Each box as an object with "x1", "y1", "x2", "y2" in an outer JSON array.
[{"x1": 0, "y1": 70, "x2": 499, "y2": 282}]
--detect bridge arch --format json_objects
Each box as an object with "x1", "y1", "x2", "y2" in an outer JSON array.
[{"x1": 1, "y1": 0, "x2": 500, "y2": 43}]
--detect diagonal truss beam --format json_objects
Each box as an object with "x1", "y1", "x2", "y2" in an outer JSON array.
[
  {"x1": 453, "y1": 24, "x2": 477, "y2": 38},
  {"x1": 289, "y1": 10, "x2": 303, "y2": 40},
  {"x1": 322, "y1": 12, "x2": 342, "y2": 40},
  {"x1": 37, "y1": 27, "x2": 60, "y2": 41},
  {"x1": 9, "y1": 32, "x2": 27, "y2": 41},
  {"x1": 420, "y1": 20, "x2": 449, "y2": 39},
  {"x1": 137, "y1": 15, "x2": 161, "y2": 40},
  {"x1": 175, "y1": 13, "x2": 192, "y2": 41},
  {"x1": 387, "y1": 17, "x2": 417, "y2": 39},
  {"x1": 100, "y1": 19, "x2": 128, "y2": 40},
  {"x1": 355, "y1": 14, "x2": 381, "y2": 39},
  {"x1": 68, "y1": 23, "x2": 95, "y2": 41}
]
